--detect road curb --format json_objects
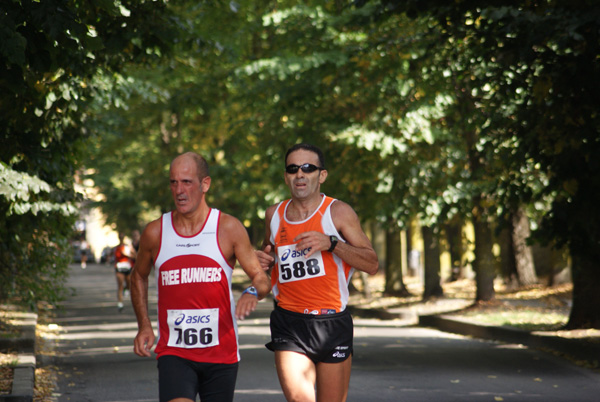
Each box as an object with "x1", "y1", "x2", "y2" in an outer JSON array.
[
  {"x1": 0, "y1": 309, "x2": 36, "y2": 402},
  {"x1": 419, "y1": 313, "x2": 600, "y2": 368},
  {"x1": 348, "y1": 305, "x2": 405, "y2": 321}
]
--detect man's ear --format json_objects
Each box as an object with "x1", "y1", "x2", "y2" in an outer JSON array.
[
  {"x1": 319, "y1": 169, "x2": 328, "y2": 184},
  {"x1": 201, "y1": 176, "x2": 211, "y2": 192}
]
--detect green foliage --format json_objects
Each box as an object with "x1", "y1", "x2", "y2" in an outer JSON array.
[
  {"x1": 0, "y1": 0, "x2": 183, "y2": 307},
  {"x1": 370, "y1": 0, "x2": 600, "y2": 255},
  {"x1": 0, "y1": 162, "x2": 76, "y2": 216},
  {"x1": 370, "y1": 0, "x2": 600, "y2": 325},
  {"x1": 45, "y1": 1, "x2": 599, "y2": 324},
  {"x1": 0, "y1": 163, "x2": 76, "y2": 309}
]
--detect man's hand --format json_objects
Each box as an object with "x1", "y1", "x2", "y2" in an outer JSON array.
[
  {"x1": 293, "y1": 231, "x2": 330, "y2": 258},
  {"x1": 235, "y1": 293, "x2": 259, "y2": 320},
  {"x1": 133, "y1": 327, "x2": 155, "y2": 357},
  {"x1": 255, "y1": 245, "x2": 275, "y2": 271}
]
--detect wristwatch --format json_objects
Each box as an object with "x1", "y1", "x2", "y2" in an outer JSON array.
[
  {"x1": 327, "y1": 235, "x2": 338, "y2": 252},
  {"x1": 242, "y1": 286, "x2": 258, "y2": 297}
]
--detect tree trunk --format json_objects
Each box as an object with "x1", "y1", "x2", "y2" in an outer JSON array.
[
  {"x1": 358, "y1": 272, "x2": 371, "y2": 299},
  {"x1": 422, "y1": 225, "x2": 443, "y2": 300},
  {"x1": 353, "y1": 221, "x2": 382, "y2": 299},
  {"x1": 384, "y1": 224, "x2": 411, "y2": 296},
  {"x1": 405, "y1": 225, "x2": 416, "y2": 277},
  {"x1": 472, "y1": 213, "x2": 496, "y2": 302},
  {"x1": 498, "y1": 227, "x2": 518, "y2": 289},
  {"x1": 445, "y1": 217, "x2": 464, "y2": 281},
  {"x1": 565, "y1": 251, "x2": 600, "y2": 329},
  {"x1": 511, "y1": 206, "x2": 538, "y2": 286}
]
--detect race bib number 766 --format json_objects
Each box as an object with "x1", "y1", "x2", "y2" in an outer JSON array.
[{"x1": 167, "y1": 308, "x2": 219, "y2": 349}]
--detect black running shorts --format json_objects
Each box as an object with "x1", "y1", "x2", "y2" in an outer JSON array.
[
  {"x1": 157, "y1": 355, "x2": 238, "y2": 402},
  {"x1": 265, "y1": 305, "x2": 353, "y2": 364}
]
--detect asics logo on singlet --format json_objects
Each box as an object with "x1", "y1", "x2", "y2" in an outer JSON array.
[
  {"x1": 174, "y1": 313, "x2": 211, "y2": 325},
  {"x1": 280, "y1": 248, "x2": 311, "y2": 261},
  {"x1": 174, "y1": 314, "x2": 186, "y2": 325},
  {"x1": 176, "y1": 243, "x2": 200, "y2": 248}
]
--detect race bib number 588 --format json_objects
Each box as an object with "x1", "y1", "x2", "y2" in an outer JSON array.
[
  {"x1": 277, "y1": 244, "x2": 326, "y2": 283},
  {"x1": 167, "y1": 309, "x2": 219, "y2": 349}
]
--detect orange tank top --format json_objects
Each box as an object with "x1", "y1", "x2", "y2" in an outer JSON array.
[{"x1": 269, "y1": 195, "x2": 354, "y2": 314}]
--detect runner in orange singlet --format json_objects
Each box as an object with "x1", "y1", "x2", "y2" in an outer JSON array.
[
  {"x1": 113, "y1": 232, "x2": 135, "y2": 312},
  {"x1": 257, "y1": 143, "x2": 379, "y2": 402}
]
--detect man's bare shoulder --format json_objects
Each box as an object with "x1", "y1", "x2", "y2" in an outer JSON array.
[
  {"x1": 265, "y1": 203, "x2": 279, "y2": 221},
  {"x1": 146, "y1": 217, "x2": 162, "y2": 231},
  {"x1": 141, "y1": 217, "x2": 162, "y2": 243},
  {"x1": 330, "y1": 199, "x2": 360, "y2": 226},
  {"x1": 330, "y1": 199, "x2": 356, "y2": 215},
  {"x1": 217, "y1": 213, "x2": 250, "y2": 260},
  {"x1": 218, "y1": 212, "x2": 245, "y2": 233}
]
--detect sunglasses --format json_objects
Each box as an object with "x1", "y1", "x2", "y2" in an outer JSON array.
[{"x1": 285, "y1": 163, "x2": 323, "y2": 174}]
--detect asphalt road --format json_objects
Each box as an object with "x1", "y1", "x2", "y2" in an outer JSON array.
[{"x1": 47, "y1": 263, "x2": 600, "y2": 402}]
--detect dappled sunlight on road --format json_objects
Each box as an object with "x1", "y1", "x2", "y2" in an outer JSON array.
[
  {"x1": 235, "y1": 388, "x2": 284, "y2": 396},
  {"x1": 58, "y1": 345, "x2": 135, "y2": 356},
  {"x1": 46, "y1": 320, "x2": 156, "y2": 348},
  {"x1": 238, "y1": 343, "x2": 268, "y2": 350}
]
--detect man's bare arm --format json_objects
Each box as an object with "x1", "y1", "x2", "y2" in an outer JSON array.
[
  {"x1": 131, "y1": 219, "x2": 160, "y2": 357},
  {"x1": 256, "y1": 204, "x2": 277, "y2": 271},
  {"x1": 219, "y1": 214, "x2": 271, "y2": 320},
  {"x1": 294, "y1": 201, "x2": 378, "y2": 275}
]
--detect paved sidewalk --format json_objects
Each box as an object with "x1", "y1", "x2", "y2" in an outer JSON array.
[
  {"x1": 349, "y1": 296, "x2": 600, "y2": 370},
  {"x1": 0, "y1": 306, "x2": 37, "y2": 402},
  {"x1": 3, "y1": 285, "x2": 599, "y2": 400}
]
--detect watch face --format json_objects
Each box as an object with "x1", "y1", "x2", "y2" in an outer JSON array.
[
  {"x1": 244, "y1": 286, "x2": 258, "y2": 296},
  {"x1": 328, "y1": 235, "x2": 338, "y2": 252}
]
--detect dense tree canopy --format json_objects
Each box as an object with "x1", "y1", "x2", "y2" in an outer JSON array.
[{"x1": 375, "y1": 0, "x2": 600, "y2": 327}]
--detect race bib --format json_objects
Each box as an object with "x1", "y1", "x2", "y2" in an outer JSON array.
[
  {"x1": 277, "y1": 244, "x2": 325, "y2": 284},
  {"x1": 166, "y1": 308, "x2": 219, "y2": 349}
]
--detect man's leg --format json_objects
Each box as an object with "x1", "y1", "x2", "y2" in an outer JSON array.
[
  {"x1": 124, "y1": 273, "x2": 131, "y2": 297},
  {"x1": 116, "y1": 273, "x2": 125, "y2": 300},
  {"x1": 115, "y1": 272, "x2": 125, "y2": 311},
  {"x1": 315, "y1": 357, "x2": 352, "y2": 402},
  {"x1": 275, "y1": 350, "x2": 317, "y2": 402},
  {"x1": 157, "y1": 355, "x2": 198, "y2": 402},
  {"x1": 197, "y1": 362, "x2": 238, "y2": 402}
]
